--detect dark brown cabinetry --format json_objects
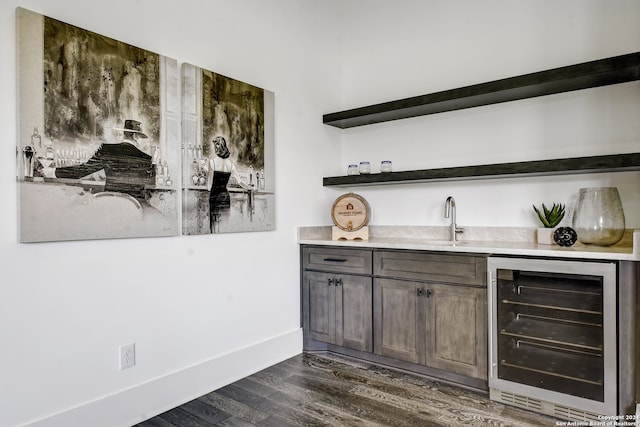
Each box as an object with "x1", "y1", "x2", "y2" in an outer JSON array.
[
  {"x1": 373, "y1": 277, "x2": 424, "y2": 363},
  {"x1": 426, "y1": 283, "x2": 486, "y2": 378},
  {"x1": 302, "y1": 247, "x2": 373, "y2": 352},
  {"x1": 301, "y1": 245, "x2": 488, "y2": 388},
  {"x1": 373, "y1": 251, "x2": 487, "y2": 380},
  {"x1": 304, "y1": 271, "x2": 372, "y2": 352},
  {"x1": 301, "y1": 245, "x2": 640, "y2": 417}
]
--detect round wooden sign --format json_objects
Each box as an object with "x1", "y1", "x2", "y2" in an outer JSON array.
[{"x1": 331, "y1": 193, "x2": 370, "y2": 231}]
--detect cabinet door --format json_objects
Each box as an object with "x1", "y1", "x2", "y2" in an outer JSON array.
[
  {"x1": 304, "y1": 271, "x2": 335, "y2": 344},
  {"x1": 336, "y1": 275, "x2": 372, "y2": 352},
  {"x1": 374, "y1": 278, "x2": 426, "y2": 364},
  {"x1": 425, "y1": 283, "x2": 487, "y2": 379}
]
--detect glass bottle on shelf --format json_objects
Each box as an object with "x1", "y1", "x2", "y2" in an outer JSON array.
[
  {"x1": 151, "y1": 146, "x2": 159, "y2": 184},
  {"x1": 22, "y1": 145, "x2": 35, "y2": 178},
  {"x1": 156, "y1": 159, "x2": 165, "y2": 185},
  {"x1": 162, "y1": 161, "x2": 169, "y2": 181},
  {"x1": 31, "y1": 127, "x2": 42, "y2": 150},
  {"x1": 191, "y1": 158, "x2": 199, "y2": 186}
]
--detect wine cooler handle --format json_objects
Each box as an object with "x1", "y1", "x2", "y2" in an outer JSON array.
[{"x1": 488, "y1": 270, "x2": 496, "y2": 379}]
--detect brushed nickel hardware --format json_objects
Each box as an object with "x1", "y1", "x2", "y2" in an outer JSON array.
[{"x1": 444, "y1": 196, "x2": 464, "y2": 242}]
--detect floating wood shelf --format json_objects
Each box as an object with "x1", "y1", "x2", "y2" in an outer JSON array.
[
  {"x1": 323, "y1": 52, "x2": 640, "y2": 129},
  {"x1": 323, "y1": 153, "x2": 640, "y2": 187}
]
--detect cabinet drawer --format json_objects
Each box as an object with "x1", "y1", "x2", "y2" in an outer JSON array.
[
  {"x1": 302, "y1": 246, "x2": 372, "y2": 275},
  {"x1": 374, "y1": 251, "x2": 486, "y2": 285}
]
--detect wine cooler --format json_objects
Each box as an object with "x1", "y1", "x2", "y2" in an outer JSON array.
[{"x1": 488, "y1": 257, "x2": 617, "y2": 421}]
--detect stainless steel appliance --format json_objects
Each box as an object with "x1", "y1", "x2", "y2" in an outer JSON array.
[{"x1": 488, "y1": 257, "x2": 617, "y2": 421}]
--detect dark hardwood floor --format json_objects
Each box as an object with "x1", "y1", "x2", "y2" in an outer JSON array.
[{"x1": 135, "y1": 353, "x2": 558, "y2": 426}]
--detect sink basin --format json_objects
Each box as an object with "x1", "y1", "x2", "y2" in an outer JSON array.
[{"x1": 424, "y1": 240, "x2": 468, "y2": 246}]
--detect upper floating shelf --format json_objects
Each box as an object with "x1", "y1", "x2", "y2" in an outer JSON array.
[
  {"x1": 323, "y1": 52, "x2": 640, "y2": 129},
  {"x1": 322, "y1": 153, "x2": 640, "y2": 187}
]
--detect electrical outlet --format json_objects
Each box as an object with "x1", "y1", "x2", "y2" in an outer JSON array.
[{"x1": 119, "y1": 343, "x2": 135, "y2": 370}]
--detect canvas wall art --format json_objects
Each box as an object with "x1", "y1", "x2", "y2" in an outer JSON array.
[
  {"x1": 181, "y1": 63, "x2": 275, "y2": 234},
  {"x1": 17, "y1": 7, "x2": 180, "y2": 242}
]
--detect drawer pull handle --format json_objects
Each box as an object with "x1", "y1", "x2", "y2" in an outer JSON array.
[
  {"x1": 323, "y1": 258, "x2": 347, "y2": 263},
  {"x1": 417, "y1": 288, "x2": 433, "y2": 297}
]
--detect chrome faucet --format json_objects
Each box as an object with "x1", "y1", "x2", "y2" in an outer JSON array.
[{"x1": 444, "y1": 196, "x2": 464, "y2": 241}]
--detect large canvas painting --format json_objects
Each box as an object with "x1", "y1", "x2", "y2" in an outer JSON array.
[
  {"x1": 17, "y1": 8, "x2": 180, "y2": 242},
  {"x1": 182, "y1": 63, "x2": 275, "y2": 234}
]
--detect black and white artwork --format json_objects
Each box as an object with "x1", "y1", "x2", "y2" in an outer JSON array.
[
  {"x1": 181, "y1": 63, "x2": 275, "y2": 234},
  {"x1": 17, "y1": 7, "x2": 180, "y2": 242}
]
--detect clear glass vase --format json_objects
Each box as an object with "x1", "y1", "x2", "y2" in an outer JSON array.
[{"x1": 572, "y1": 187, "x2": 625, "y2": 246}]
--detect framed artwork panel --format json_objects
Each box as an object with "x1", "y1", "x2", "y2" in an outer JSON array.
[
  {"x1": 17, "y1": 7, "x2": 180, "y2": 242},
  {"x1": 181, "y1": 63, "x2": 275, "y2": 234}
]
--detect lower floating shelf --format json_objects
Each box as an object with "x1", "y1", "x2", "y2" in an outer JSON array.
[{"x1": 322, "y1": 152, "x2": 640, "y2": 187}]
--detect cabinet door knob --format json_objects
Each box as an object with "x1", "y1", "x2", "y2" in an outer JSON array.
[
  {"x1": 417, "y1": 288, "x2": 424, "y2": 296},
  {"x1": 426, "y1": 289, "x2": 433, "y2": 297},
  {"x1": 335, "y1": 278, "x2": 342, "y2": 286},
  {"x1": 328, "y1": 278, "x2": 334, "y2": 286}
]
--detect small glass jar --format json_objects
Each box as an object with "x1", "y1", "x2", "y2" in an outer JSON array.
[
  {"x1": 347, "y1": 164, "x2": 359, "y2": 175},
  {"x1": 359, "y1": 161, "x2": 371, "y2": 174},
  {"x1": 380, "y1": 160, "x2": 392, "y2": 173}
]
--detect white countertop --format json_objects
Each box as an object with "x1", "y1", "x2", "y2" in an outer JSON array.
[{"x1": 298, "y1": 225, "x2": 640, "y2": 261}]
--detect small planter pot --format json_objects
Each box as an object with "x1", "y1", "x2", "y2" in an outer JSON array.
[{"x1": 536, "y1": 228, "x2": 556, "y2": 245}]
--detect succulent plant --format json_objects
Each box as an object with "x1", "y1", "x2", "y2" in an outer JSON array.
[{"x1": 533, "y1": 203, "x2": 565, "y2": 228}]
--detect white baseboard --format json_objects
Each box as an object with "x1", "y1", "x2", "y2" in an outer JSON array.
[{"x1": 25, "y1": 328, "x2": 303, "y2": 427}]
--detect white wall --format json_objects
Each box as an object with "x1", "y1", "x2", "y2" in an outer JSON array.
[
  {"x1": 1, "y1": 1, "x2": 639, "y2": 426},
  {"x1": 328, "y1": 0, "x2": 640, "y2": 229},
  {"x1": 0, "y1": 1, "x2": 341, "y2": 426}
]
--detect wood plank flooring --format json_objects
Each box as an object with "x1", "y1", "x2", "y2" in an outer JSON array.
[{"x1": 135, "y1": 353, "x2": 558, "y2": 426}]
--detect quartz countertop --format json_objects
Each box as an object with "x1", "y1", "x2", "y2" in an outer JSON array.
[{"x1": 298, "y1": 225, "x2": 640, "y2": 261}]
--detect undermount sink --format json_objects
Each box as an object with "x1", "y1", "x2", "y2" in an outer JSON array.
[{"x1": 424, "y1": 240, "x2": 469, "y2": 246}]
